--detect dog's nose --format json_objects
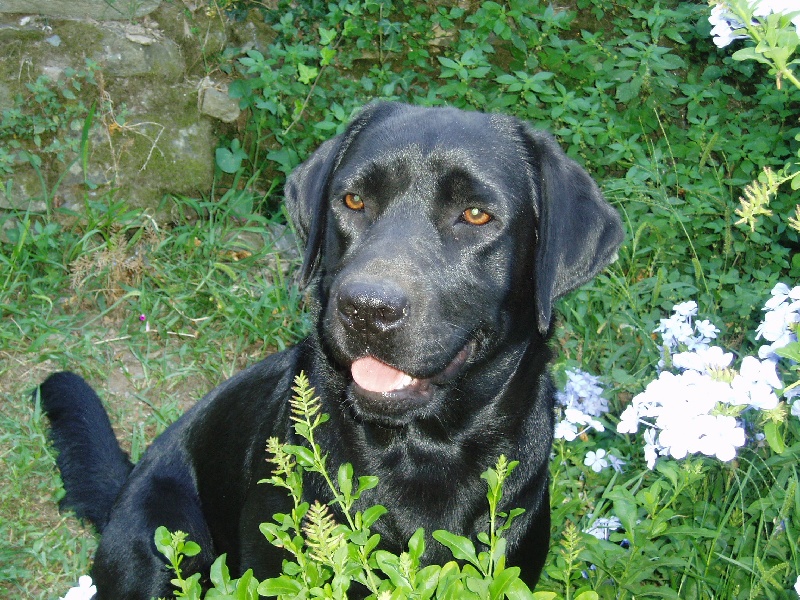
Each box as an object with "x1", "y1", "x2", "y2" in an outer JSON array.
[{"x1": 337, "y1": 281, "x2": 409, "y2": 333}]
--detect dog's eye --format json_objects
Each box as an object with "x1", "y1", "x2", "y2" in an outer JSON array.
[
  {"x1": 462, "y1": 207, "x2": 492, "y2": 226},
  {"x1": 343, "y1": 193, "x2": 365, "y2": 211}
]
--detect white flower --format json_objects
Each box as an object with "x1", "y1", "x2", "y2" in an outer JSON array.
[
  {"x1": 564, "y1": 407, "x2": 606, "y2": 433},
  {"x1": 752, "y1": 0, "x2": 800, "y2": 35},
  {"x1": 757, "y1": 302, "x2": 800, "y2": 343},
  {"x1": 696, "y1": 415, "x2": 746, "y2": 461},
  {"x1": 617, "y1": 404, "x2": 640, "y2": 434},
  {"x1": 695, "y1": 319, "x2": 720, "y2": 340},
  {"x1": 765, "y1": 282, "x2": 791, "y2": 309},
  {"x1": 643, "y1": 428, "x2": 660, "y2": 470},
  {"x1": 656, "y1": 314, "x2": 695, "y2": 350},
  {"x1": 584, "y1": 449, "x2": 610, "y2": 473},
  {"x1": 554, "y1": 419, "x2": 578, "y2": 441},
  {"x1": 584, "y1": 516, "x2": 622, "y2": 540},
  {"x1": 672, "y1": 346, "x2": 733, "y2": 373},
  {"x1": 673, "y1": 301, "x2": 698, "y2": 317},
  {"x1": 60, "y1": 576, "x2": 96, "y2": 600},
  {"x1": 794, "y1": 573, "x2": 800, "y2": 594}
]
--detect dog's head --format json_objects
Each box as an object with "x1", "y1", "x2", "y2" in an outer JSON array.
[{"x1": 286, "y1": 102, "x2": 623, "y2": 424}]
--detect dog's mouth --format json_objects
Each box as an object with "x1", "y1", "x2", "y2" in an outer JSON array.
[{"x1": 348, "y1": 341, "x2": 474, "y2": 417}]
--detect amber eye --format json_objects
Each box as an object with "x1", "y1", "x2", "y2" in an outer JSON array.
[
  {"x1": 343, "y1": 193, "x2": 364, "y2": 211},
  {"x1": 462, "y1": 207, "x2": 492, "y2": 226}
]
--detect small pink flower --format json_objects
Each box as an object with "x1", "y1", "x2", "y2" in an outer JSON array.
[{"x1": 139, "y1": 314, "x2": 146, "y2": 322}]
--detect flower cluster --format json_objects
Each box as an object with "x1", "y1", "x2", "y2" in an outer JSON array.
[
  {"x1": 554, "y1": 368, "x2": 607, "y2": 442},
  {"x1": 709, "y1": 0, "x2": 800, "y2": 48},
  {"x1": 653, "y1": 300, "x2": 719, "y2": 365},
  {"x1": 618, "y1": 300, "x2": 785, "y2": 469},
  {"x1": 555, "y1": 369, "x2": 627, "y2": 474}
]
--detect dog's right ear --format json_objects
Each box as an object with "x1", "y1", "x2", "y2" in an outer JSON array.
[
  {"x1": 284, "y1": 135, "x2": 343, "y2": 284},
  {"x1": 284, "y1": 102, "x2": 406, "y2": 284}
]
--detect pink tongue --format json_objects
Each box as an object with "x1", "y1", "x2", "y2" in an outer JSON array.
[{"x1": 351, "y1": 356, "x2": 411, "y2": 393}]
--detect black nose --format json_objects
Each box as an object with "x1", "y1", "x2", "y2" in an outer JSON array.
[{"x1": 337, "y1": 281, "x2": 409, "y2": 334}]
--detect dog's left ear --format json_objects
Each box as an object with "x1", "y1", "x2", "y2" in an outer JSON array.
[{"x1": 522, "y1": 126, "x2": 624, "y2": 335}]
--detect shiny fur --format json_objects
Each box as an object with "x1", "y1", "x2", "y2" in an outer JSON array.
[{"x1": 38, "y1": 102, "x2": 623, "y2": 598}]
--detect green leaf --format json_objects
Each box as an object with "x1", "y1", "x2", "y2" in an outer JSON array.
[
  {"x1": 357, "y1": 475, "x2": 379, "y2": 495},
  {"x1": 154, "y1": 526, "x2": 172, "y2": 554},
  {"x1": 375, "y1": 550, "x2": 411, "y2": 589},
  {"x1": 776, "y1": 341, "x2": 800, "y2": 363},
  {"x1": 361, "y1": 504, "x2": 387, "y2": 528},
  {"x1": 209, "y1": 554, "x2": 232, "y2": 591},
  {"x1": 284, "y1": 444, "x2": 315, "y2": 467},
  {"x1": 488, "y1": 566, "x2": 521, "y2": 600},
  {"x1": 764, "y1": 420, "x2": 786, "y2": 454},
  {"x1": 183, "y1": 540, "x2": 202, "y2": 557},
  {"x1": 438, "y1": 57, "x2": 461, "y2": 70},
  {"x1": 215, "y1": 140, "x2": 248, "y2": 174},
  {"x1": 297, "y1": 63, "x2": 319, "y2": 85},
  {"x1": 257, "y1": 575, "x2": 303, "y2": 596},
  {"x1": 408, "y1": 528, "x2": 426, "y2": 562},
  {"x1": 337, "y1": 462, "x2": 353, "y2": 500},
  {"x1": 319, "y1": 27, "x2": 337, "y2": 45},
  {"x1": 433, "y1": 531, "x2": 480, "y2": 567}
]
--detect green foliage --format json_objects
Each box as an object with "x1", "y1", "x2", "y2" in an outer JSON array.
[
  {"x1": 6, "y1": 0, "x2": 800, "y2": 597},
  {"x1": 155, "y1": 373, "x2": 536, "y2": 599},
  {"x1": 0, "y1": 60, "x2": 98, "y2": 172}
]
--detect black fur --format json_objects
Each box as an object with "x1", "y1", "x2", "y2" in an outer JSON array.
[{"x1": 38, "y1": 102, "x2": 623, "y2": 599}]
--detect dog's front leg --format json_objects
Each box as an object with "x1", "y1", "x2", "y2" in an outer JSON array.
[{"x1": 90, "y1": 458, "x2": 216, "y2": 599}]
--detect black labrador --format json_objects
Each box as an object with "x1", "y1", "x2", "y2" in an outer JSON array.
[{"x1": 38, "y1": 102, "x2": 623, "y2": 598}]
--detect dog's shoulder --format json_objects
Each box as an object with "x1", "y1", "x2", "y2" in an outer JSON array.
[{"x1": 184, "y1": 344, "x2": 304, "y2": 445}]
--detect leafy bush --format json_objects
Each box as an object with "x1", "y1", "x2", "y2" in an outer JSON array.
[{"x1": 154, "y1": 373, "x2": 541, "y2": 600}]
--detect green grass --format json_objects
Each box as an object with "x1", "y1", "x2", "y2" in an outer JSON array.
[{"x1": 0, "y1": 195, "x2": 308, "y2": 598}]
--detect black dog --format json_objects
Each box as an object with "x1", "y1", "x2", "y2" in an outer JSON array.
[{"x1": 38, "y1": 102, "x2": 623, "y2": 598}]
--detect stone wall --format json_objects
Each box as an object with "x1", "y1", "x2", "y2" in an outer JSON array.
[{"x1": 0, "y1": 0, "x2": 253, "y2": 218}]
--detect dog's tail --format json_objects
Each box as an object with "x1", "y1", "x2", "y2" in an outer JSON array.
[{"x1": 36, "y1": 371, "x2": 134, "y2": 533}]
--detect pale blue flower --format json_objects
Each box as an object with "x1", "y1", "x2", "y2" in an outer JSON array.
[
  {"x1": 555, "y1": 368, "x2": 608, "y2": 441},
  {"x1": 608, "y1": 453, "x2": 627, "y2": 473},
  {"x1": 584, "y1": 515, "x2": 622, "y2": 540},
  {"x1": 557, "y1": 368, "x2": 608, "y2": 416},
  {"x1": 709, "y1": 4, "x2": 749, "y2": 47}
]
